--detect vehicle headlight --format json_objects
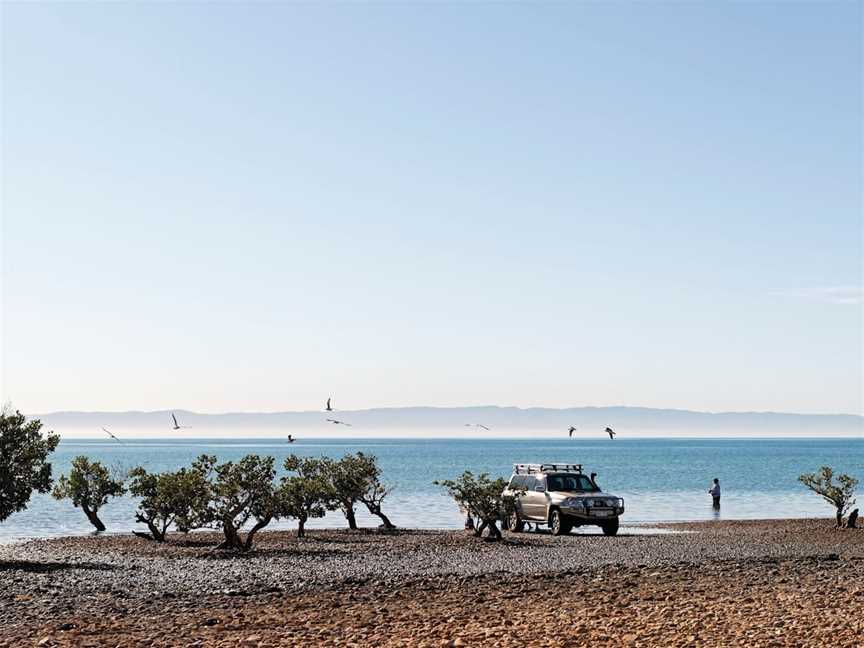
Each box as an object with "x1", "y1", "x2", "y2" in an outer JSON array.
[
  {"x1": 564, "y1": 497, "x2": 586, "y2": 508},
  {"x1": 616, "y1": 498, "x2": 624, "y2": 508}
]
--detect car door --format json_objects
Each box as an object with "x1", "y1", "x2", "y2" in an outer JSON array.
[{"x1": 522, "y1": 475, "x2": 548, "y2": 520}]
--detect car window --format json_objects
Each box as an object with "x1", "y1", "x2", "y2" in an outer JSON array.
[{"x1": 547, "y1": 474, "x2": 597, "y2": 492}]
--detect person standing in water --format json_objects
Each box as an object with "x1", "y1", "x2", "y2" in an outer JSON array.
[{"x1": 708, "y1": 478, "x2": 721, "y2": 508}]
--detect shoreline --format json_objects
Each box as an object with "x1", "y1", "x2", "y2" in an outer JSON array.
[
  {"x1": 2, "y1": 518, "x2": 862, "y2": 646},
  {"x1": 0, "y1": 513, "x2": 839, "y2": 547}
]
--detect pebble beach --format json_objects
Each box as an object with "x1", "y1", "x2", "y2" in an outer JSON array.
[{"x1": 2, "y1": 518, "x2": 862, "y2": 646}]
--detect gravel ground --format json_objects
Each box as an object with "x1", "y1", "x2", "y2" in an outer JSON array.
[{"x1": 1, "y1": 518, "x2": 862, "y2": 646}]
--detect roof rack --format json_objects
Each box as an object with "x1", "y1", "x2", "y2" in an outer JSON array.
[{"x1": 513, "y1": 463, "x2": 583, "y2": 475}]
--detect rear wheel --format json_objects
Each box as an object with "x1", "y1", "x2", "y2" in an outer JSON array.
[
  {"x1": 507, "y1": 511, "x2": 525, "y2": 533},
  {"x1": 549, "y1": 509, "x2": 571, "y2": 536},
  {"x1": 601, "y1": 519, "x2": 620, "y2": 537}
]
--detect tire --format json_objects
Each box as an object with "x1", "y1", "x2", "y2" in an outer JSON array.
[
  {"x1": 549, "y1": 509, "x2": 571, "y2": 536},
  {"x1": 507, "y1": 511, "x2": 525, "y2": 533},
  {"x1": 601, "y1": 518, "x2": 620, "y2": 537}
]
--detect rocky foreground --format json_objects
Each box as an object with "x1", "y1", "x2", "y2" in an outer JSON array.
[{"x1": 1, "y1": 519, "x2": 862, "y2": 647}]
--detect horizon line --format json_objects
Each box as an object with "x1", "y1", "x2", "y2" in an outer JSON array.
[{"x1": 32, "y1": 404, "x2": 864, "y2": 418}]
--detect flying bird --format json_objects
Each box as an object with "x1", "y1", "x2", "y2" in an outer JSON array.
[
  {"x1": 287, "y1": 435, "x2": 295, "y2": 443},
  {"x1": 464, "y1": 423, "x2": 490, "y2": 431},
  {"x1": 171, "y1": 413, "x2": 190, "y2": 430},
  {"x1": 605, "y1": 427, "x2": 616, "y2": 440},
  {"x1": 568, "y1": 426, "x2": 577, "y2": 437},
  {"x1": 326, "y1": 398, "x2": 333, "y2": 412},
  {"x1": 326, "y1": 419, "x2": 352, "y2": 427},
  {"x1": 102, "y1": 427, "x2": 123, "y2": 443}
]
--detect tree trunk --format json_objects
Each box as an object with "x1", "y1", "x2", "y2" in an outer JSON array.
[
  {"x1": 364, "y1": 502, "x2": 396, "y2": 529},
  {"x1": 485, "y1": 518, "x2": 502, "y2": 541},
  {"x1": 475, "y1": 520, "x2": 487, "y2": 538},
  {"x1": 297, "y1": 516, "x2": 307, "y2": 538},
  {"x1": 135, "y1": 514, "x2": 165, "y2": 542},
  {"x1": 83, "y1": 505, "x2": 106, "y2": 532},
  {"x1": 836, "y1": 510, "x2": 843, "y2": 528},
  {"x1": 344, "y1": 505, "x2": 357, "y2": 530},
  {"x1": 219, "y1": 519, "x2": 243, "y2": 550},
  {"x1": 243, "y1": 516, "x2": 271, "y2": 552}
]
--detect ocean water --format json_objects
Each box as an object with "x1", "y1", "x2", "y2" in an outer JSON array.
[{"x1": 2, "y1": 437, "x2": 861, "y2": 543}]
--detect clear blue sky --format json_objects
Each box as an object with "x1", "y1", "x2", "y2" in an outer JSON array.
[{"x1": 1, "y1": 3, "x2": 861, "y2": 415}]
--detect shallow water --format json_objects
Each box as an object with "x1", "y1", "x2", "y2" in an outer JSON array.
[{"x1": 2, "y1": 437, "x2": 860, "y2": 543}]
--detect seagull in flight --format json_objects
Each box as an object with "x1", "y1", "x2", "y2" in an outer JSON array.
[
  {"x1": 325, "y1": 398, "x2": 333, "y2": 412},
  {"x1": 287, "y1": 434, "x2": 295, "y2": 443},
  {"x1": 326, "y1": 419, "x2": 352, "y2": 427},
  {"x1": 171, "y1": 413, "x2": 190, "y2": 430},
  {"x1": 568, "y1": 426, "x2": 577, "y2": 438},
  {"x1": 605, "y1": 426, "x2": 616, "y2": 440},
  {"x1": 102, "y1": 427, "x2": 123, "y2": 444},
  {"x1": 464, "y1": 423, "x2": 490, "y2": 431}
]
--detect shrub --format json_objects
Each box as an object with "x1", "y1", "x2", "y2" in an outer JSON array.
[
  {"x1": 128, "y1": 463, "x2": 212, "y2": 542},
  {"x1": 0, "y1": 407, "x2": 60, "y2": 522},
  {"x1": 799, "y1": 466, "x2": 858, "y2": 527},
  {"x1": 434, "y1": 471, "x2": 511, "y2": 541},
  {"x1": 279, "y1": 455, "x2": 336, "y2": 538},
  {"x1": 326, "y1": 454, "x2": 369, "y2": 530},
  {"x1": 52, "y1": 456, "x2": 125, "y2": 531},
  {"x1": 201, "y1": 454, "x2": 277, "y2": 551},
  {"x1": 353, "y1": 453, "x2": 396, "y2": 530}
]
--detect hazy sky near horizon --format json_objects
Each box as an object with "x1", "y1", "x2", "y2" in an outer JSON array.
[{"x1": 1, "y1": 3, "x2": 862, "y2": 416}]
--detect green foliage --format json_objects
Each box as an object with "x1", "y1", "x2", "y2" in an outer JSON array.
[
  {"x1": 352, "y1": 453, "x2": 396, "y2": 529},
  {"x1": 435, "y1": 471, "x2": 511, "y2": 540},
  {"x1": 0, "y1": 407, "x2": 60, "y2": 522},
  {"x1": 201, "y1": 454, "x2": 277, "y2": 551},
  {"x1": 52, "y1": 456, "x2": 124, "y2": 531},
  {"x1": 278, "y1": 455, "x2": 336, "y2": 537},
  {"x1": 128, "y1": 461, "x2": 212, "y2": 541},
  {"x1": 799, "y1": 466, "x2": 858, "y2": 525},
  {"x1": 327, "y1": 452, "x2": 374, "y2": 529}
]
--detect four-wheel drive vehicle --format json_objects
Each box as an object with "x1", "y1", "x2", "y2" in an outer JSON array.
[{"x1": 501, "y1": 463, "x2": 624, "y2": 536}]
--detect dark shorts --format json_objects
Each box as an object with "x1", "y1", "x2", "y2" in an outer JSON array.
[{"x1": 712, "y1": 496, "x2": 721, "y2": 507}]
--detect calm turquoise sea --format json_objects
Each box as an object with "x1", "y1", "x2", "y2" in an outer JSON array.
[{"x1": 3, "y1": 437, "x2": 861, "y2": 542}]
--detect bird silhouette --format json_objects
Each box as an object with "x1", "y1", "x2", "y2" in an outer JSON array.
[
  {"x1": 464, "y1": 423, "x2": 490, "y2": 431},
  {"x1": 287, "y1": 434, "x2": 295, "y2": 443},
  {"x1": 171, "y1": 413, "x2": 190, "y2": 430},
  {"x1": 102, "y1": 427, "x2": 123, "y2": 444},
  {"x1": 568, "y1": 426, "x2": 577, "y2": 437},
  {"x1": 326, "y1": 398, "x2": 333, "y2": 412},
  {"x1": 605, "y1": 427, "x2": 616, "y2": 440},
  {"x1": 326, "y1": 419, "x2": 352, "y2": 427}
]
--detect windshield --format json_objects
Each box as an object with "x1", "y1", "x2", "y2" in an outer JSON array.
[{"x1": 547, "y1": 474, "x2": 598, "y2": 493}]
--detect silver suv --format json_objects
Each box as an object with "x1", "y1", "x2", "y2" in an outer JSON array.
[{"x1": 502, "y1": 463, "x2": 624, "y2": 536}]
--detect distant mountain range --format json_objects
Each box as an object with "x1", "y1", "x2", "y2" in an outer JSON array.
[{"x1": 32, "y1": 406, "x2": 864, "y2": 437}]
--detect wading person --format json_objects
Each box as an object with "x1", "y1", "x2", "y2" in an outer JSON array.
[{"x1": 708, "y1": 478, "x2": 721, "y2": 508}]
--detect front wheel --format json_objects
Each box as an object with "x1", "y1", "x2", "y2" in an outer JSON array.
[
  {"x1": 601, "y1": 519, "x2": 620, "y2": 537},
  {"x1": 506, "y1": 511, "x2": 525, "y2": 533},
  {"x1": 550, "y1": 510, "x2": 571, "y2": 536}
]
